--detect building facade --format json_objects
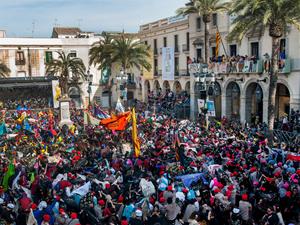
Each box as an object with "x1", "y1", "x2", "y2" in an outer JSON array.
[
  {"x1": 139, "y1": 12, "x2": 300, "y2": 123},
  {"x1": 0, "y1": 29, "x2": 142, "y2": 109}
]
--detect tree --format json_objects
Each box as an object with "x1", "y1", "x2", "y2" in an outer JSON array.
[
  {"x1": 228, "y1": 0, "x2": 300, "y2": 144},
  {"x1": 0, "y1": 63, "x2": 10, "y2": 78},
  {"x1": 177, "y1": 0, "x2": 230, "y2": 63},
  {"x1": 89, "y1": 32, "x2": 114, "y2": 109},
  {"x1": 46, "y1": 51, "x2": 86, "y2": 97},
  {"x1": 89, "y1": 32, "x2": 151, "y2": 110}
]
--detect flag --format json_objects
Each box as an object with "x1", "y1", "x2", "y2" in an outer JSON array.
[
  {"x1": 16, "y1": 112, "x2": 26, "y2": 125},
  {"x1": 94, "y1": 105, "x2": 110, "y2": 119},
  {"x1": 132, "y1": 108, "x2": 140, "y2": 157},
  {"x1": 0, "y1": 122, "x2": 7, "y2": 136},
  {"x1": 2, "y1": 162, "x2": 15, "y2": 191},
  {"x1": 100, "y1": 112, "x2": 131, "y2": 131},
  {"x1": 173, "y1": 133, "x2": 180, "y2": 161},
  {"x1": 84, "y1": 111, "x2": 101, "y2": 126},
  {"x1": 286, "y1": 153, "x2": 300, "y2": 162},
  {"x1": 116, "y1": 98, "x2": 125, "y2": 113},
  {"x1": 24, "y1": 119, "x2": 34, "y2": 133},
  {"x1": 216, "y1": 31, "x2": 221, "y2": 56}
]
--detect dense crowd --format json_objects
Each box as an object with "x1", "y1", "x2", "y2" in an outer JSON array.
[
  {"x1": 2, "y1": 98, "x2": 51, "y2": 110},
  {"x1": 0, "y1": 105, "x2": 299, "y2": 225}
]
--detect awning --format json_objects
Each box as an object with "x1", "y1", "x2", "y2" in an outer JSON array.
[{"x1": 0, "y1": 82, "x2": 51, "y2": 88}]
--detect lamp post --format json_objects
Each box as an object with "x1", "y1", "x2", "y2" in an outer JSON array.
[
  {"x1": 195, "y1": 67, "x2": 216, "y2": 129},
  {"x1": 85, "y1": 69, "x2": 93, "y2": 107},
  {"x1": 116, "y1": 68, "x2": 128, "y2": 106}
]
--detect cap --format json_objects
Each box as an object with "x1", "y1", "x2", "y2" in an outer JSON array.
[
  {"x1": 7, "y1": 203, "x2": 15, "y2": 209},
  {"x1": 43, "y1": 214, "x2": 51, "y2": 222},
  {"x1": 71, "y1": 212, "x2": 77, "y2": 219},
  {"x1": 135, "y1": 209, "x2": 142, "y2": 217},
  {"x1": 233, "y1": 208, "x2": 240, "y2": 214},
  {"x1": 98, "y1": 200, "x2": 105, "y2": 206},
  {"x1": 241, "y1": 194, "x2": 248, "y2": 201}
]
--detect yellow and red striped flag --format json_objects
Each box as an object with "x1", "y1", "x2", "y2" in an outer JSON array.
[
  {"x1": 216, "y1": 31, "x2": 221, "y2": 56},
  {"x1": 132, "y1": 108, "x2": 140, "y2": 157}
]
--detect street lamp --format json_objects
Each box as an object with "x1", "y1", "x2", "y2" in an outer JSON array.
[
  {"x1": 116, "y1": 69, "x2": 128, "y2": 105},
  {"x1": 85, "y1": 69, "x2": 93, "y2": 106}
]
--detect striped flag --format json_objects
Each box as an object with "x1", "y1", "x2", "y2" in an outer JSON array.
[
  {"x1": 132, "y1": 108, "x2": 140, "y2": 157},
  {"x1": 216, "y1": 31, "x2": 221, "y2": 56}
]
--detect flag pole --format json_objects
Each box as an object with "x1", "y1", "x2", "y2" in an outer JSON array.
[{"x1": 216, "y1": 25, "x2": 228, "y2": 57}]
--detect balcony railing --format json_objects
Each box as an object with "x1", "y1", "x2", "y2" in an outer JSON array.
[
  {"x1": 188, "y1": 58, "x2": 291, "y2": 75},
  {"x1": 126, "y1": 82, "x2": 136, "y2": 89}
]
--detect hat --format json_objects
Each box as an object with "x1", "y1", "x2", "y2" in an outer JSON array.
[
  {"x1": 31, "y1": 203, "x2": 37, "y2": 210},
  {"x1": 7, "y1": 203, "x2": 15, "y2": 209},
  {"x1": 70, "y1": 212, "x2": 77, "y2": 219},
  {"x1": 167, "y1": 185, "x2": 173, "y2": 191},
  {"x1": 135, "y1": 209, "x2": 142, "y2": 217},
  {"x1": 118, "y1": 195, "x2": 124, "y2": 203},
  {"x1": 43, "y1": 214, "x2": 51, "y2": 222},
  {"x1": 241, "y1": 194, "x2": 248, "y2": 201},
  {"x1": 182, "y1": 188, "x2": 188, "y2": 193},
  {"x1": 159, "y1": 197, "x2": 166, "y2": 203},
  {"x1": 59, "y1": 208, "x2": 65, "y2": 214},
  {"x1": 98, "y1": 200, "x2": 105, "y2": 206},
  {"x1": 121, "y1": 220, "x2": 129, "y2": 225},
  {"x1": 214, "y1": 189, "x2": 220, "y2": 194},
  {"x1": 105, "y1": 183, "x2": 111, "y2": 189},
  {"x1": 286, "y1": 191, "x2": 292, "y2": 198},
  {"x1": 233, "y1": 208, "x2": 240, "y2": 214}
]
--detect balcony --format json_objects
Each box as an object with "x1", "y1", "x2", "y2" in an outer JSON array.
[
  {"x1": 182, "y1": 44, "x2": 190, "y2": 53},
  {"x1": 188, "y1": 58, "x2": 292, "y2": 75},
  {"x1": 179, "y1": 69, "x2": 190, "y2": 77},
  {"x1": 15, "y1": 59, "x2": 26, "y2": 66}
]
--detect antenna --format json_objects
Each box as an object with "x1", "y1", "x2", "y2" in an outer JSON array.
[{"x1": 31, "y1": 20, "x2": 36, "y2": 37}]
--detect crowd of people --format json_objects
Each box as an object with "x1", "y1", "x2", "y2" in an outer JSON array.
[
  {"x1": 0, "y1": 103, "x2": 299, "y2": 225},
  {"x1": 2, "y1": 98, "x2": 51, "y2": 110}
]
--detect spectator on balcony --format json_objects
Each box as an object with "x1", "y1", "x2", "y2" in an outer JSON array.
[
  {"x1": 263, "y1": 53, "x2": 271, "y2": 73},
  {"x1": 238, "y1": 56, "x2": 245, "y2": 72}
]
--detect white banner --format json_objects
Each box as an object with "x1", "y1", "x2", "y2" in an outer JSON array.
[{"x1": 162, "y1": 47, "x2": 174, "y2": 81}]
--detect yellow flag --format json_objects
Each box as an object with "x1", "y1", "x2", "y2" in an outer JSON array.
[{"x1": 132, "y1": 108, "x2": 140, "y2": 157}]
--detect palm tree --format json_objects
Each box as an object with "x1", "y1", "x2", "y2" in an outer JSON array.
[
  {"x1": 46, "y1": 51, "x2": 86, "y2": 97},
  {"x1": 89, "y1": 32, "x2": 151, "y2": 110},
  {"x1": 228, "y1": 0, "x2": 300, "y2": 144},
  {"x1": 0, "y1": 63, "x2": 10, "y2": 78},
  {"x1": 177, "y1": 0, "x2": 230, "y2": 63},
  {"x1": 111, "y1": 33, "x2": 151, "y2": 74},
  {"x1": 89, "y1": 32, "x2": 114, "y2": 109}
]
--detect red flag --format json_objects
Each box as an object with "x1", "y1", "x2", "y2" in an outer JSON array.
[{"x1": 100, "y1": 112, "x2": 131, "y2": 131}]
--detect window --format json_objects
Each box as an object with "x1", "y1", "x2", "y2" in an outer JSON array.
[
  {"x1": 211, "y1": 47, "x2": 216, "y2": 57},
  {"x1": 15, "y1": 51, "x2": 25, "y2": 65},
  {"x1": 154, "y1": 39, "x2": 158, "y2": 54},
  {"x1": 196, "y1": 17, "x2": 201, "y2": 31},
  {"x1": 45, "y1": 51, "x2": 53, "y2": 63},
  {"x1": 175, "y1": 57, "x2": 179, "y2": 76},
  {"x1": 196, "y1": 49, "x2": 202, "y2": 62},
  {"x1": 144, "y1": 41, "x2": 148, "y2": 46},
  {"x1": 212, "y1": 13, "x2": 218, "y2": 26},
  {"x1": 229, "y1": 45, "x2": 237, "y2": 56},
  {"x1": 186, "y1": 32, "x2": 190, "y2": 51},
  {"x1": 154, "y1": 58, "x2": 158, "y2": 75},
  {"x1": 163, "y1": 37, "x2": 167, "y2": 47},
  {"x1": 174, "y1": 35, "x2": 179, "y2": 52},
  {"x1": 251, "y1": 42, "x2": 259, "y2": 59},
  {"x1": 69, "y1": 51, "x2": 77, "y2": 58}
]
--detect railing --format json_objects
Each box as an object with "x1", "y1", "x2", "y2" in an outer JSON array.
[
  {"x1": 274, "y1": 129, "x2": 300, "y2": 145},
  {"x1": 126, "y1": 82, "x2": 136, "y2": 89},
  {"x1": 188, "y1": 59, "x2": 291, "y2": 75}
]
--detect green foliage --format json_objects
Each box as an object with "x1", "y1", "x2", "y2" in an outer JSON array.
[{"x1": 228, "y1": 0, "x2": 300, "y2": 42}]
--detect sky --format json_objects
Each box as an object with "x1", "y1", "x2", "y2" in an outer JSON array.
[{"x1": 0, "y1": 0, "x2": 187, "y2": 37}]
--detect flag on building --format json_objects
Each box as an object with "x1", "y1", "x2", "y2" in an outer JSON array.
[
  {"x1": 216, "y1": 31, "x2": 221, "y2": 56},
  {"x1": 132, "y1": 108, "x2": 140, "y2": 157},
  {"x1": 100, "y1": 111, "x2": 131, "y2": 131}
]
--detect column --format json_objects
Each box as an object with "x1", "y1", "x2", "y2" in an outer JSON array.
[
  {"x1": 290, "y1": 97, "x2": 300, "y2": 111},
  {"x1": 221, "y1": 94, "x2": 226, "y2": 117},
  {"x1": 262, "y1": 98, "x2": 268, "y2": 123},
  {"x1": 240, "y1": 97, "x2": 246, "y2": 124}
]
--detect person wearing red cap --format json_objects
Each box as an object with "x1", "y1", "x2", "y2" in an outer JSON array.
[
  {"x1": 239, "y1": 193, "x2": 252, "y2": 224},
  {"x1": 41, "y1": 214, "x2": 51, "y2": 225}
]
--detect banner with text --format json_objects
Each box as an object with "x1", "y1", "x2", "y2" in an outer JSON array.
[{"x1": 162, "y1": 47, "x2": 175, "y2": 81}]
